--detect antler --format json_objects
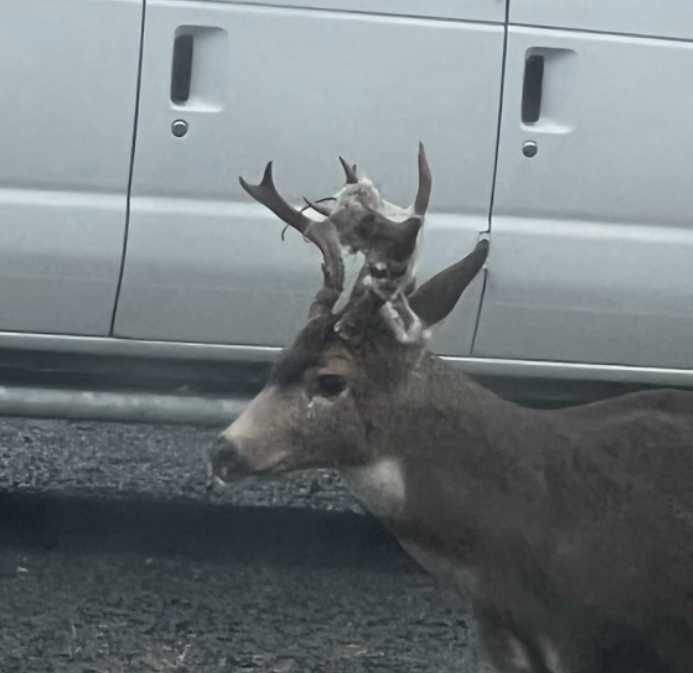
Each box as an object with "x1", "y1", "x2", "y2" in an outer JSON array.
[
  {"x1": 339, "y1": 156, "x2": 359, "y2": 184},
  {"x1": 239, "y1": 162, "x2": 345, "y2": 320},
  {"x1": 356, "y1": 142, "x2": 432, "y2": 293},
  {"x1": 238, "y1": 143, "x2": 432, "y2": 336},
  {"x1": 335, "y1": 143, "x2": 434, "y2": 343},
  {"x1": 301, "y1": 196, "x2": 335, "y2": 218},
  {"x1": 413, "y1": 141, "x2": 432, "y2": 217}
]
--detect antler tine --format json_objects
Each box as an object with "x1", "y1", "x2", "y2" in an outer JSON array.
[
  {"x1": 239, "y1": 162, "x2": 345, "y2": 318},
  {"x1": 302, "y1": 197, "x2": 333, "y2": 218},
  {"x1": 413, "y1": 141, "x2": 432, "y2": 216},
  {"x1": 339, "y1": 156, "x2": 359, "y2": 184},
  {"x1": 239, "y1": 162, "x2": 312, "y2": 236}
]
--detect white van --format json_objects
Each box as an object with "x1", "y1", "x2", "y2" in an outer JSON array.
[{"x1": 1, "y1": 0, "x2": 692, "y2": 422}]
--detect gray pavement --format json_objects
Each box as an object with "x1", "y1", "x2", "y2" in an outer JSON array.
[{"x1": 0, "y1": 417, "x2": 479, "y2": 672}]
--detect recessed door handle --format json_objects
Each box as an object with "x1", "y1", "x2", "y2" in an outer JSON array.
[
  {"x1": 171, "y1": 33, "x2": 194, "y2": 104},
  {"x1": 521, "y1": 54, "x2": 545, "y2": 124}
]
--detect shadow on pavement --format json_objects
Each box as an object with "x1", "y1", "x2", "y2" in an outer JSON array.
[{"x1": 0, "y1": 490, "x2": 418, "y2": 572}]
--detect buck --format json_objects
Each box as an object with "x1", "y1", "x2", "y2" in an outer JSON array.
[{"x1": 209, "y1": 145, "x2": 693, "y2": 673}]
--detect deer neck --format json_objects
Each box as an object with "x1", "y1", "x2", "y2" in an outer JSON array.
[
  {"x1": 353, "y1": 353, "x2": 535, "y2": 476},
  {"x1": 341, "y1": 354, "x2": 550, "y2": 570}
]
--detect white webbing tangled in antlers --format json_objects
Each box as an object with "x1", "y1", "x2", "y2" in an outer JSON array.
[
  {"x1": 239, "y1": 143, "x2": 432, "y2": 345},
  {"x1": 303, "y1": 144, "x2": 432, "y2": 343}
]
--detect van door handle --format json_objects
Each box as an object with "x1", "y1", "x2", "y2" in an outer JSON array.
[
  {"x1": 170, "y1": 33, "x2": 194, "y2": 104},
  {"x1": 521, "y1": 54, "x2": 545, "y2": 124}
]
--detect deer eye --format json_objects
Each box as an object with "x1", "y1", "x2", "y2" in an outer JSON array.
[{"x1": 316, "y1": 374, "x2": 347, "y2": 397}]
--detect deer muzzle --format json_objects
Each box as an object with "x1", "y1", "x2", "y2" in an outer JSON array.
[
  {"x1": 208, "y1": 387, "x2": 293, "y2": 483},
  {"x1": 209, "y1": 433, "x2": 254, "y2": 483}
]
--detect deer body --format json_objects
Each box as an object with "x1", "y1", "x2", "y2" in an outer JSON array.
[
  {"x1": 210, "y1": 145, "x2": 693, "y2": 672},
  {"x1": 337, "y1": 354, "x2": 693, "y2": 671}
]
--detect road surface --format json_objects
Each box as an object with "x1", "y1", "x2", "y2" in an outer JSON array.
[{"x1": 0, "y1": 417, "x2": 479, "y2": 672}]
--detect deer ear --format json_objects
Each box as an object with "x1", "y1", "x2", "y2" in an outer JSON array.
[{"x1": 408, "y1": 238, "x2": 489, "y2": 328}]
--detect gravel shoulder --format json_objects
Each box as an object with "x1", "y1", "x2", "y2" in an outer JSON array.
[
  {"x1": 0, "y1": 417, "x2": 360, "y2": 511},
  {"x1": 0, "y1": 418, "x2": 479, "y2": 672}
]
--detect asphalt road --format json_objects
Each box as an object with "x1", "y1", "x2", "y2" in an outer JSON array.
[{"x1": 0, "y1": 417, "x2": 479, "y2": 672}]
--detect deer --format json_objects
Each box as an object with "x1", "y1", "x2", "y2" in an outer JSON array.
[{"x1": 209, "y1": 144, "x2": 693, "y2": 673}]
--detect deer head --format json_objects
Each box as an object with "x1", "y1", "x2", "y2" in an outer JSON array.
[
  {"x1": 207, "y1": 147, "x2": 693, "y2": 673},
  {"x1": 210, "y1": 144, "x2": 489, "y2": 480}
]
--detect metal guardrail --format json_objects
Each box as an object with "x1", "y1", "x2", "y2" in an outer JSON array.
[{"x1": 0, "y1": 386, "x2": 249, "y2": 427}]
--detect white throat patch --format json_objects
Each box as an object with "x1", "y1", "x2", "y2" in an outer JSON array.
[{"x1": 341, "y1": 457, "x2": 406, "y2": 520}]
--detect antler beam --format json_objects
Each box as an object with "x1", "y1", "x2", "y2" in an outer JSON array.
[{"x1": 239, "y1": 162, "x2": 345, "y2": 320}]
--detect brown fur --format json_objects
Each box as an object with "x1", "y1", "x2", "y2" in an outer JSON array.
[
  {"x1": 215, "y1": 149, "x2": 692, "y2": 672},
  {"x1": 214, "y1": 305, "x2": 693, "y2": 673}
]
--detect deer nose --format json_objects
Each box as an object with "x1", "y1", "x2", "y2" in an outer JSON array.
[{"x1": 208, "y1": 433, "x2": 248, "y2": 484}]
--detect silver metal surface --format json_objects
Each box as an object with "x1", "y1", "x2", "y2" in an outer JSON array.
[
  {"x1": 0, "y1": 331, "x2": 690, "y2": 388},
  {"x1": 171, "y1": 119, "x2": 188, "y2": 138},
  {"x1": 522, "y1": 140, "x2": 538, "y2": 157},
  {"x1": 0, "y1": 386, "x2": 248, "y2": 426}
]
